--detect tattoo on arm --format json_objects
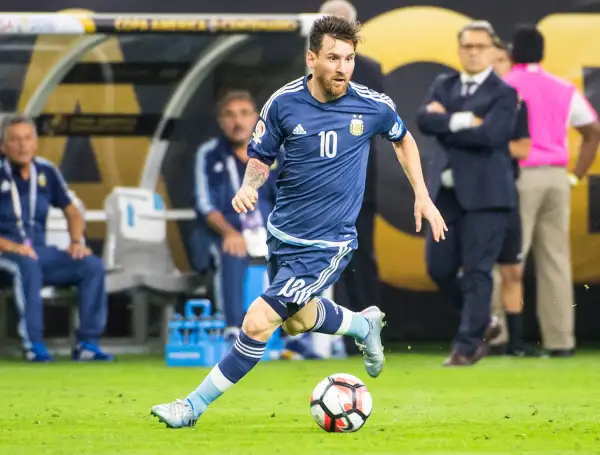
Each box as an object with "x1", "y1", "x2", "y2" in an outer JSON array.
[{"x1": 242, "y1": 158, "x2": 270, "y2": 190}]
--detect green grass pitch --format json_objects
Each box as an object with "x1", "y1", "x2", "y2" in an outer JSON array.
[{"x1": 1, "y1": 349, "x2": 599, "y2": 455}]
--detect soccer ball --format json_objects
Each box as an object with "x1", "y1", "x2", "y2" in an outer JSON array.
[{"x1": 309, "y1": 373, "x2": 372, "y2": 433}]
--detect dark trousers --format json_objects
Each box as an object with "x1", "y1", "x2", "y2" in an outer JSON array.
[
  {"x1": 211, "y1": 244, "x2": 249, "y2": 328},
  {"x1": 0, "y1": 245, "x2": 107, "y2": 349},
  {"x1": 426, "y1": 189, "x2": 508, "y2": 356}
]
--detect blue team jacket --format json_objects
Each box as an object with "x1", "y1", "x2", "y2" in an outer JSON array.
[{"x1": 191, "y1": 136, "x2": 280, "y2": 269}]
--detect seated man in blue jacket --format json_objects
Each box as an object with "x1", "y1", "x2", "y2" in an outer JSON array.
[
  {"x1": 194, "y1": 90, "x2": 279, "y2": 339},
  {"x1": 0, "y1": 115, "x2": 112, "y2": 362}
]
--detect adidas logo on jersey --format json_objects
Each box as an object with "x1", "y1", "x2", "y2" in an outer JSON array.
[{"x1": 292, "y1": 124, "x2": 307, "y2": 135}]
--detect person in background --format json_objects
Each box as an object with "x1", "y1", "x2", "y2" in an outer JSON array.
[
  {"x1": 0, "y1": 115, "x2": 111, "y2": 362},
  {"x1": 417, "y1": 21, "x2": 517, "y2": 366},
  {"x1": 319, "y1": 0, "x2": 385, "y2": 355},
  {"x1": 490, "y1": 39, "x2": 538, "y2": 356},
  {"x1": 194, "y1": 90, "x2": 279, "y2": 340},
  {"x1": 504, "y1": 25, "x2": 600, "y2": 357}
]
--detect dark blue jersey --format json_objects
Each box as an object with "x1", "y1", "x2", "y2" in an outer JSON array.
[
  {"x1": 248, "y1": 75, "x2": 407, "y2": 249},
  {"x1": 0, "y1": 156, "x2": 73, "y2": 246}
]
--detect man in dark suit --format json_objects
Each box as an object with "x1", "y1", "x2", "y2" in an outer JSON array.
[
  {"x1": 320, "y1": 0, "x2": 384, "y2": 336},
  {"x1": 416, "y1": 21, "x2": 518, "y2": 366}
]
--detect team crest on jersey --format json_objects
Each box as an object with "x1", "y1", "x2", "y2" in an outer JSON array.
[
  {"x1": 38, "y1": 173, "x2": 46, "y2": 187},
  {"x1": 349, "y1": 115, "x2": 364, "y2": 136},
  {"x1": 252, "y1": 120, "x2": 266, "y2": 144}
]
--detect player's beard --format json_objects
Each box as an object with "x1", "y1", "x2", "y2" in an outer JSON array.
[{"x1": 317, "y1": 73, "x2": 348, "y2": 99}]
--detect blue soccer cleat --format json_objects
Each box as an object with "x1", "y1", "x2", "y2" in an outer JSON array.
[
  {"x1": 72, "y1": 342, "x2": 114, "y2": 361},
  {"x1": 151, "y1": 399, "x2": 198, "y2": 429},
  {"x1": 355, "y1": 306, "x2": 386, "y2": 378},
  {"x1": 24, "y1": 342, "x2": 53, "y2": 362}
]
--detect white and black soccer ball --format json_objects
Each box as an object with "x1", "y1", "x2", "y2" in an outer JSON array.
[{"x1": 309, "y1": 373, "x2": 372, "y2": 433}]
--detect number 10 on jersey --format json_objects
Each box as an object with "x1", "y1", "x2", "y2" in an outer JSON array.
[{"x1": 319, "y1": 130, "x2": 338, "y2": 158}]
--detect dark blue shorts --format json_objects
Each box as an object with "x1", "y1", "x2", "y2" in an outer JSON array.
[
  {"x1": 497, "y1": 207, "x2": 523, "y2": 265},
  {"x1": 261, "y1": 235, "x2": 354, "y2": 320}
]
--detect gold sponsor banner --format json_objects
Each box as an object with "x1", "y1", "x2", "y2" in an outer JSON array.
[
  {"x1": 360, "y1": 7, "x2": 600, "y2": 289},
  {"x1": 20, "y1": 8, "x2": 189, "y2": 270}
]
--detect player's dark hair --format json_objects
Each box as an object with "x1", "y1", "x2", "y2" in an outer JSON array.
[
  {"x1": 511, "y1": 24, "x2": 544, "y2": 64},
  {"x1": 457, "y1": 20, "x2": 497, "y2": 42},
  {"x1": 309, "y1": 15, "x2": 361, "y2": 53},
  {"x1": 215, "y1": 90, "x2": 256, "y2": 115},
  {"x1": 0, "y1": 114, "x2": 37, "y2": 143}
]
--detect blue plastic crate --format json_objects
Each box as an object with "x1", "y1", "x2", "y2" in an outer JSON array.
[{"x1": 165, "y1": 299, "x2": 228, "y2": 367}]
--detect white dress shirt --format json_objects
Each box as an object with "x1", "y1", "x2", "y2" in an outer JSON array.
[
  {"x1": 449, "y1": 66, "x2": 494, "y2": 132},
  {"x1": 442, "y1": 67, "x2": 494, "y2": 188}
]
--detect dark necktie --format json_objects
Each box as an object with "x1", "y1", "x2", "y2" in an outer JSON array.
[{"x1": 463, "y1": 81, "x2": 477, "y2": 96}]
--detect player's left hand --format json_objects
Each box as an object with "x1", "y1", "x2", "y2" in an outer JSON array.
[
  {"x1": 414, "y1": 195, "x2": 448, "y2": 242},
  {"x1": 232, "y1": 186, "x2": 259, "y2": 214},
  {"x1": 426, "y1": 101, "x2": 446, "y2": 114},
  {"x1": 68, "y1": 242, "x2": 92, "y2": 259}
]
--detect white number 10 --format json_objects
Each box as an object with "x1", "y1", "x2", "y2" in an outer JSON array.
[{"x1": 319, "y1": 130, "x2": 338, "y2": 158}]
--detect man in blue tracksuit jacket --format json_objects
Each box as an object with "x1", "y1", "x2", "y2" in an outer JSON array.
[
  {"x1": 0, "y1": 115, "x2": 112, "y2": 362},
  {"x1": 194, "y1": 91, "x2": 279, "y2": 337}
]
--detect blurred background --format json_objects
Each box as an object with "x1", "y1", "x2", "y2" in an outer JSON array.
[{"x1": 0, "y1": 0, "x2": 599, "y2": 354}]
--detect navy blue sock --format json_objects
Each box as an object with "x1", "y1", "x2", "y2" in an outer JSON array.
[
  {"x1": 186, "y1": 330, "x2": 266, "y2": 417},
  {"x1": 311, "y1": 297, "x2": 370, "y2": 341}
]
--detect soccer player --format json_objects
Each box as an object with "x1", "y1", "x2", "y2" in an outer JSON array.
[{"x1": 151, "y1": 16, "x2": 446, "y2": 428}]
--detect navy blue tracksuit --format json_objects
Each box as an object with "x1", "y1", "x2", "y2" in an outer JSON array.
[
  {"x1": 0, "y1": 157, "x2": 107, "y2": 349},
  {"x1": 417, "y1": 70, "x2": 518, "y2": 356},
  {"x1": 194, "y1": 137, "x2": 278, "y2": 327}
]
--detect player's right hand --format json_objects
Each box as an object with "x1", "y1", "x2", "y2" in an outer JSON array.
[
  {"x1": 232, "y1": 186, "x2": 259, "y2": 214},
  {"x1": 414, "y1": 195, "x2": 448, "y2": 242},
  {"x1": 223, "y1": 231, "x2": 247, "y2": 257},
  {"x1": 13, "y1": 244, "x2": 37, "y2": 259}
]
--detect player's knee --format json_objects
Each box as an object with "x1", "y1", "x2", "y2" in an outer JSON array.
[
  {"x1": 241, "y1": 297, "x2": 281, "y2": 342},
  {"x1": 500, "y1": 264, "x2": 523, "y2": 284},
  {"x1": 282, "y1": 317, "x2": 310, "y2": 336},
  {"x1": 284, "y1": 311, "x2": 315, "y2": 336}
]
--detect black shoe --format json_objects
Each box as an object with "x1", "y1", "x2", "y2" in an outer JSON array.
[{"x1": 547, "y1": 349, "x2": 575, "y2": 358}]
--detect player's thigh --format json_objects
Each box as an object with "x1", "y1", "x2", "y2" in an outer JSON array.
[
  {"x1": 240, "y1": 236, "x2": 287, "y2": 339},
  {"x1": 242, "y1": 296, "x2": 284, "y2": 340},
  {"x1": 263, "y1": 243, "x2": 353, "y2": 321}
]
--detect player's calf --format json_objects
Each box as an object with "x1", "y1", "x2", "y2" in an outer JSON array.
[
  {"x1": 307, "y1": 297, "x2": 371, "y2": 341},
  {"x1": 282, "y1": 302, "x2": 318, "y2": 335},
  {"x1": 151, "y1": 297, "x2": 282, "y2": 427}
]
